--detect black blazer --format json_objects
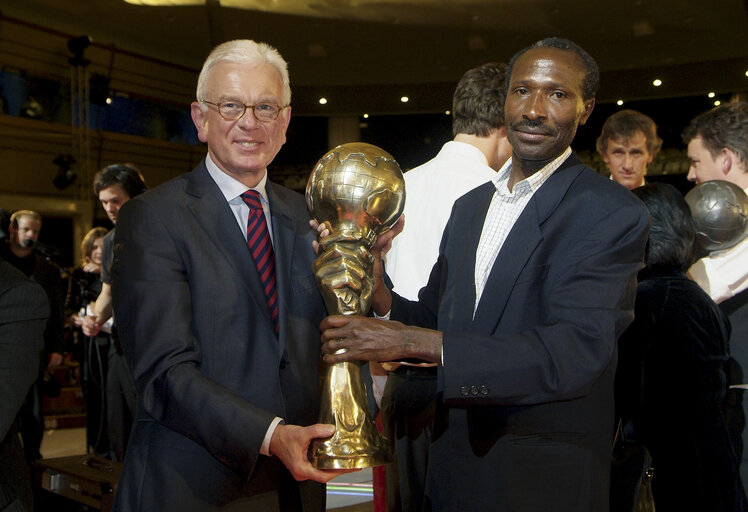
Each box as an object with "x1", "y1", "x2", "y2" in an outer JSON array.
[
  {"x1": 391, "y1": 154, "x2": 649, "y2": 512},
  {"x1": 111, "y1": 162, "x2": 327, "y2": 511},
  {"x1": 0, "y1": 258, "x2": 48, "y2": 511}
]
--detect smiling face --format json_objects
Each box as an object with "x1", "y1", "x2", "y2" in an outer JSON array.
[
  {"x1": 603, "y1": 130, "x2": 653, "y2": 190},
  {"x1": 88, "y1": 237, "x2": 104, "y2": 265},
  {"x1": 505, "y1": 47, "x2": 595, "y2": 175},
  {"x1": 191, "y1": 61, "x2": 291, "y2": 188}
]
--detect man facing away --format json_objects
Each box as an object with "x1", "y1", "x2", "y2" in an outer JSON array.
[
  {"x1": 318, "y1": 37, "x2": 649, "y2": 511},
  {"x1": 596, "y1": 109, "x2": 662, "y2": 190},
  {"x1": 111, "y1": 40, "x2": 342, "y2": 512},
  {"x1": 683, "y1": 101, "x2": 748, "y2": 497},
  {"x1": 380, "y1": 61, "x2": 512, "y2": 512}
]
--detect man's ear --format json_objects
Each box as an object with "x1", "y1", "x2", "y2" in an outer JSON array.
[
  {"x1": 190, "y1": 102, "x2": 208, "y2": 144},
  {"x1": 579, "y1": 98, "x2": 595, "y2": 126},
  {"x1": 721, "y1": 148, "x2": 733, "y2": 175}
]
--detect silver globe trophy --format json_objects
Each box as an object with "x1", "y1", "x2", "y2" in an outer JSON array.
[
  {"x1": 685, "y1": 180, "x2": 748, "y2": 252},
  {"x1": 305, "y1": 142, "x2": 405, "y2": 469}
]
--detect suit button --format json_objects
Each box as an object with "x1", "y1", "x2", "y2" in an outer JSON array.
[
  {"x1": 279, "y1": 360, "x2": 287, "y2": 369},
  {"x1": 480, "y1": 385, "x2": 489, "y2": 395},
  {"x1": 460, "y1": 386, "x2": 469, "y2": 396},
  {"x1": 470, "y1": 385, "x2": 479, "y2": 396}
]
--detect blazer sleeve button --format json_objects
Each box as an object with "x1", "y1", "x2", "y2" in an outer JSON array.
[
  {"x1": 470, "y1": 385, "x2": 479, "y2": 395},
  {"x1": 480, "y1": 385, "x2": 489, "y2": 395},
  {"x1": 460, "y1": 386, "x2": 469, "y2": 396}
]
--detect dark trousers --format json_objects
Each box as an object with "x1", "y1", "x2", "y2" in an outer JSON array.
[
  {"x1": 106, "y1": 339, "x2": 137, "y2": 462},
  {"x1": 381, "y1": 366, "x2": 437, "y2": 512},
  {"x1": 83, "y1": 335, "x2": 111, "y2": 455},
  {"x1": 18, "y1": 379, "x2": 43, "y2": 464}
]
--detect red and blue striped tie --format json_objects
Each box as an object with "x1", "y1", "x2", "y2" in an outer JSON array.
[{"x1": 241, "y1": 190, "x2": 279, "y2": 334}]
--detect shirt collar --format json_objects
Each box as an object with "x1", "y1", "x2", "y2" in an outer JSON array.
[
  {"x1": 492, "y1": 147, "x2": 572, "y2": 195},
  {"x1": 204, "y1": 154, "x2": 270, "y2": 205}
]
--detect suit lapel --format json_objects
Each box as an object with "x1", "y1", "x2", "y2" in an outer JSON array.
[
  {"x1": 471, "y1": 154, "x2": 585, "y2": 332},
  {"x1": 184, "y1": 163, "x2": 276, "y2": 333},
  {"x1": 446, "y1": 183, "x2": 494, "y2": 332}
]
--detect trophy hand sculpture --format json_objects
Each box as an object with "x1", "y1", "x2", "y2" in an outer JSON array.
[{"x1": 306, "y1": 142, "x2": 405, "y2": 469}]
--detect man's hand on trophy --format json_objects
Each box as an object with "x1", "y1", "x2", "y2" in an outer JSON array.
[
  {"x1": 320, "y1": 315, "x2": 443, "y2": 365},
  {"x1": 269, "y1": 423, "x2": 359, "y2": 482}
]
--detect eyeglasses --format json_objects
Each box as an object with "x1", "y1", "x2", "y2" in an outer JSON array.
[{"x1": 201, "y1": 99, "x2": 288, "y2": 122}]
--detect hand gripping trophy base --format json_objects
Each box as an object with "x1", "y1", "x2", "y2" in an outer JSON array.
[{"x1": 310, "y1": 239, "x2": 391, "y2": 469}]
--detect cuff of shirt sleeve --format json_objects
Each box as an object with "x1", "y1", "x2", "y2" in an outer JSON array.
[
  {"x1": 373, "y1": 309, "x2": 391, "y2": 320},
  {"x1": 261, "y1": 417, "x2": 284, "y2": 456}
]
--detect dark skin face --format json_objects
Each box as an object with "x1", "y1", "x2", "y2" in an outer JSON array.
[{"x1": 505, "y1": 47, "x2": 595, "y2": 186}]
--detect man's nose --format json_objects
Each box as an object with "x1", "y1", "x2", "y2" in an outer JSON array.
[
  {"x1": 524, "y1": 93, "x2": 547, "y2": 119},
  {"x1": 687, "y1": 166, "x2": 696, "y2": 181},
  {"x1": 623, "y1": 154, "x2": 633, "y2": 169},
  {"x1": 237, "y1": 109, "x2": 260, "y2": 129}
]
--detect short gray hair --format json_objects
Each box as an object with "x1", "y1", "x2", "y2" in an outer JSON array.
[{"x1": 196, "y1": 40, "x2": 291, "y2": 107}]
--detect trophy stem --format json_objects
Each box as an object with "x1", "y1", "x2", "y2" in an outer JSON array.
[{"x1": 311, "y1": 360, "x2": 391, "y2": 469}]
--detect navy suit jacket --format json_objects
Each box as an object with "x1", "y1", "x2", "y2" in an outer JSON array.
[
  {"x1": 111, "y1": 161, "x2": 326, "y2": 511},
  {"x1": 391, "y1": 154, "x2": 649, "y2": 512}
]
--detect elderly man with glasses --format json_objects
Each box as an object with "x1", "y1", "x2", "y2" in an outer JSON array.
[{"x1": 110, "y1": 40, "x2": 344, "y2": 512}]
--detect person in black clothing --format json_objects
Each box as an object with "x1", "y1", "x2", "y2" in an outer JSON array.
[
  {"x1": 616, "y1": 183, "x2": 746, "y2": 511},
  {"x1": 0, "y1": 210, "x2": 66, "y2": 463},
  {"x1": 67, "y1": 226, "x2": 110, "y2": 455},
  {"x1": 81, "y1": 164, "x2": 147, "y2": 461}
]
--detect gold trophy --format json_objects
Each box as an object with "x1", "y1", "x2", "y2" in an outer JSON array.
[{"x1": 305, "y1": 142, "x2": 405, "y2": 469}]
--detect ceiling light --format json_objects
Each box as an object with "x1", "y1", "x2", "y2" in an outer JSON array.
[
  {"x1": 400, "y1": 96, "x2": 409, "y2": 103},
  {"x1": 445, "y1": 110, "x2": 451, "y2": 115},
  {"x1": 616, "y1": 100, "x2": 624, "y2": 106},
  {"x1": 708, "y1": 92, "x2": 716, "y2": 98},
  {"x1": 714, "y1": 100, "x2": 722, "y2": 106},
  {"x1": 363, "y1": 113, "x2": 369, "y2": 119},
  {"x1": 652, "y1": 79, "x2": 662, "y2": 87},
  {"x1": 318, "y1": 97, "x2": 327, "y2": 105},
  {"x1": 745, "y1": 70, "x2": 748, "y2": 77}
]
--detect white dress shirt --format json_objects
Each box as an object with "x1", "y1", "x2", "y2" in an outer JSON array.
[{"x1": 386, "y1": 141, "x2": 498, "y2": 300}]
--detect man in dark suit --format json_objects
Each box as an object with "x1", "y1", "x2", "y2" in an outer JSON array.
[
  {"x1": 319, "y1": 38, "x2": 649, "y2": 511},
  {"x1": 0, "y1": 257, "x2": 49, "y2": 512},
  {"x1": 111, "y1": 40, "x2": 342, "y2": 512}
]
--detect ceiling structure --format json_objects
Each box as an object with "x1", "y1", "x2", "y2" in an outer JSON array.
[{"x1": 1, "y1": 0, "x2": 747, "y2": 115}]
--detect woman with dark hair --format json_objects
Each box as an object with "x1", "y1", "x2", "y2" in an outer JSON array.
[
  {"x1": 66, "y1": 226, "x2": 111, "y2": 455},
  {"x1": 615, "y1": 182, "x2": 745, "y2": 511}
]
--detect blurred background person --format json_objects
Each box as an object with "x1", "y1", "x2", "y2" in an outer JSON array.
[
  {"x1": 596, "y1": 109, "x2": 662, "y2": 190},
  {"x1": 615, "y1": 182, "x2": 745, "y2": 511},
  {"x1": 66, "y1": 226, "x2": 111, "y2": 456},
  {"x1": 82, "y1": 163, "x2": 147, "y2": 461}
]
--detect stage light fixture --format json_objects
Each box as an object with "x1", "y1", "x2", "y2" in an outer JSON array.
[
  {"x1": 67, "y1": 35, "x2": 92, "y2": 66},
  {"x1": 52, "y1": 154, "x2": 77, "y2": 190}
]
